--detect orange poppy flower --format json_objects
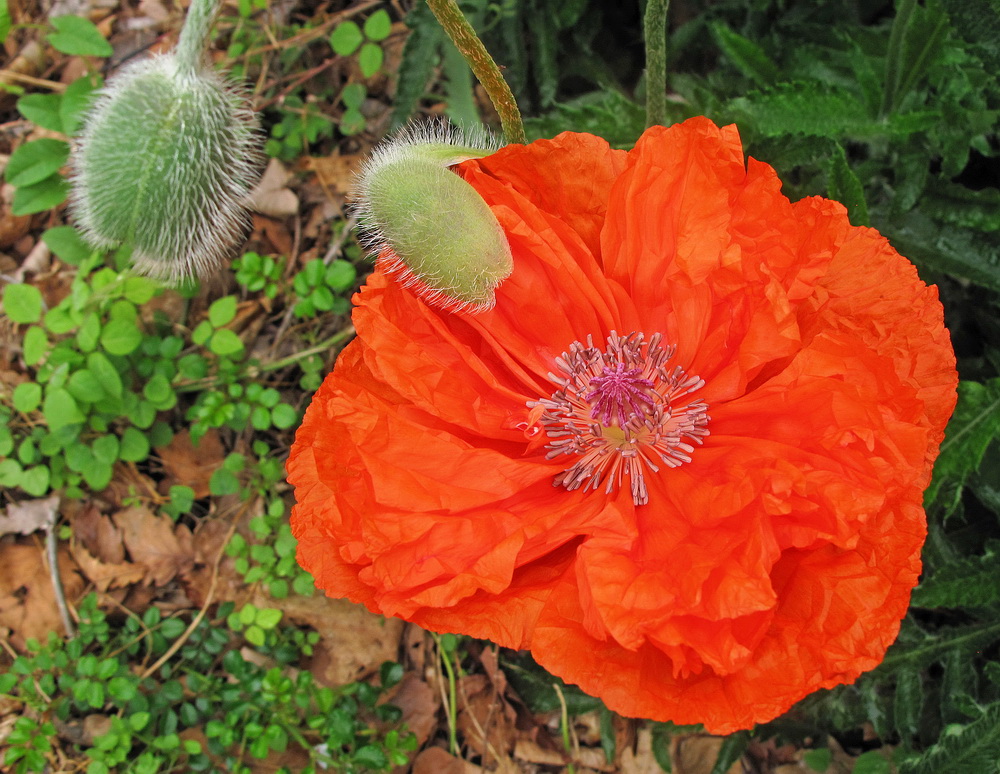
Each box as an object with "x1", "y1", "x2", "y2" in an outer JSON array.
[{"x1": 289, "y1": 117, "x2": 958, "y2": 733}]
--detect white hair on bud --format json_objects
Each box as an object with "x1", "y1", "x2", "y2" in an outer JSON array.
[
  {"x1": 70, "y1": 54, "x2": 263, "y2": 283},
  {"x1": 351, "y1": 119, "x2": 509, "y2": 314}
]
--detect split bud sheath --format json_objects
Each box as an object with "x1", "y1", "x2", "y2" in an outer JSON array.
[{"x1": 353, "y1": 124, "x2": 513, "y2": 313}]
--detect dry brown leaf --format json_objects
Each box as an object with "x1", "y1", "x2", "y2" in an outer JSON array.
[
  {"x1": 70, "y1": 503, "x2": 126, "y2": 563},
  {"x1": 259, "y1": 216, "x2": 294, "y2": 256},
  {"x1": 155, "y1": 428, "x2": 225, "y2": 499},
  {"x1": 114, "y1": 506, "x2": 194, "y2": 586},
  {"x1": 14, "y1": 239, "x2": 51, "y2": 280},
  {"x1": 0, "y1": 183, "x2": 32, "y2": 249},
  {"x1": 303, "y1": 153, "x2": 364, "y2": 197},
  {"x1": 384, "y1": 671, "x2": 439, "y2": 747},
  {"x1": 514, "y1": 738, "x2": 567, "y2": 766},
  {"x1": 672, "y1": 734, "x2": 743, "y2": 774},
  {"x1": 456, "y1": 673, "x2": 517, "y2": 765},
  {"x1": 283, "y1": 595, "x2": 403, "y2": 685},
  {"x1": 412, "y1": 747, "x2": 481, "y2": 774},
  {"x1": 71, "y1": 543, "x2": 146, "y2": 592},
  {"x1": 620, "y1": 727, "x2": 662, "y2": 774},
  {"x1": 56, "y1": 713, "x2": 112, "y2": 747},
  {"x1": 0, "y1": 542, "x2": 84, "y2": 647},
  {"x1": 0, "y1": 494, "x2": 59, "y2": 536},
  {"x1": 248, "y1": 158, "x2": 299, "y2": 217},
  {"x1": 180, "y1": 499, "x2": 257, "y2": 608},
  {"x1": 137, "y1": 0, "x2": 171, "y2": 23}
]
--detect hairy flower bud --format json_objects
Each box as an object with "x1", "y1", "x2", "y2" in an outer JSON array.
[
  {"x1": 353, "y1": 123, "x2": 513, "y2": 313},
  {"x1": 71, "y1": 55, "x2": 261, "y2": 283}
]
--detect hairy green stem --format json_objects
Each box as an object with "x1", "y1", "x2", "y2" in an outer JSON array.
[
  {"x1": 880, "y1": 0, "x2": 915, "y2": 118},
  {"x1": 176, "y1": 0, "x2": 223, "y2": 77},
  {"x1": 426, "y1": 0, "x2": 526, "y2": 143},
  {"x1": 644, "y1": 0, "x2": 669, "y2": 127}
]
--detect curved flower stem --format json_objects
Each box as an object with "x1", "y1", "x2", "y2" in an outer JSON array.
[
  {"x1": 644, "y1": 0, "x2": 670, "y2": 128},
  {"x1": 425, "y1": 0, "x2": 526, "y2": 143},
  {"x1": 176, "y1": 0, "x2": 222, "y2": 77},
  {"x1": 174, "y1": 326, "x2": 355, "y2": 393},
  {"x1": 433, "y1": 633, "x2": 460, "y2": 755},
  {"x1": 553, "y1": 682, "x2": 576, "y2": 774}
]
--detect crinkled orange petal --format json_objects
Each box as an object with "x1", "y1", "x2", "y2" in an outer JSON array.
[{"x1": 289, "y1": 117, "x2": 958, "y2": 735}]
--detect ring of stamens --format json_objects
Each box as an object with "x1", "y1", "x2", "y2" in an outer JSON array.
[{"x1": 528, "y1": 331, "x2": 710, "y2": 506}]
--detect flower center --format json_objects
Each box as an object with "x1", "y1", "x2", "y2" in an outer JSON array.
[{"x1": 529, "y1": 331, "x2": 710, "y2": 505}]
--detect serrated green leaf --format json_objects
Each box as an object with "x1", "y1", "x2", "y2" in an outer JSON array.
[
  {"x1": 441, "y1": 40, "x2": 479, "y2": 130},
  {"x1": 710, "y1": 23, "x2": 780, "y2": 87},
  {"x1": 525, "y1": 90, "x2": 646, "y2": 147},
  {"x1": 726, "y1": 83, "x2": 873, "y2": 139},
  {"x1": 913, "y1": 544, "x2": 1000, "y2": 609},
  {"x1": 531, "y1": 0, "x2": 558, "y2": 108},
  {"x1": 923, "y1": 180, "x2": 1000, "y2": 232},
  {"x1": 709, "y1": 731, "x2": 749, "y2": 774},
  {"x1": 826, "y1": 143, "x2": 870, "y2": 227},
  {"x1": 899, "y1": 700, "x2": 1000, "y2": 774},
  {"x1": 852, "y1": 750, "x2": 890, "y2": 774},
  {"x1": 925, "y1": 379, "x2": 1000, "y2": 513},
  {"x1": 501, "y1": 652, "x2": 602, "y2": 715},
  {"x1": 389, "y1": 2, "x2": 444, "y2": 129},
  {"x1": 893, "y1": 668, "x2": 924, "y2": 738},
  {"x1": 940, "y1": 0, "x2": 1000, "y2": 69},
  {"x1": 883, "y1": 0, "x2": 950, "y2": 116},
  {"x1": 883, "y1": 212, "x2": 1000, "y2": 294},
  {"x1": 876, "y1": 618, "x2": 1000, "y2": 676},
  {"x1": 803, "y1": 748, "x2": 832, "y2": 772},
  {"x1": 47, "y1": 15, "x2": 113, "y2": 57}
]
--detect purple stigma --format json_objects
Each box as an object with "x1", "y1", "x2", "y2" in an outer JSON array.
[{"x1": 586, "y1": 363, "x2": 655, "y2": 426}]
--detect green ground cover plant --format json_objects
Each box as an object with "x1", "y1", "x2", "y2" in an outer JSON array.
[{"x1": 1, "y1": 0, "x2": 999, "y2": 772}]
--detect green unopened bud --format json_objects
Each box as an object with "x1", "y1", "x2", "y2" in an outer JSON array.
[
  {"x1": 354, "y1": 123, "x2": 513, "y2": 313},
  {"x1": 71, "y1": 10, "x2": 260, "y2": 283}
]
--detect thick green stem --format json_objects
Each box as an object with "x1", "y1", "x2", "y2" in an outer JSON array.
[
  {"x1": 644, "y1": 0, "x2": 669, "y2": 127},
  {"x1": 176, "y1": 0, "x2": 222, "y2": 77},
  {"x1": 426, "y1": 0, "x2": 526, "y2": 143}
]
